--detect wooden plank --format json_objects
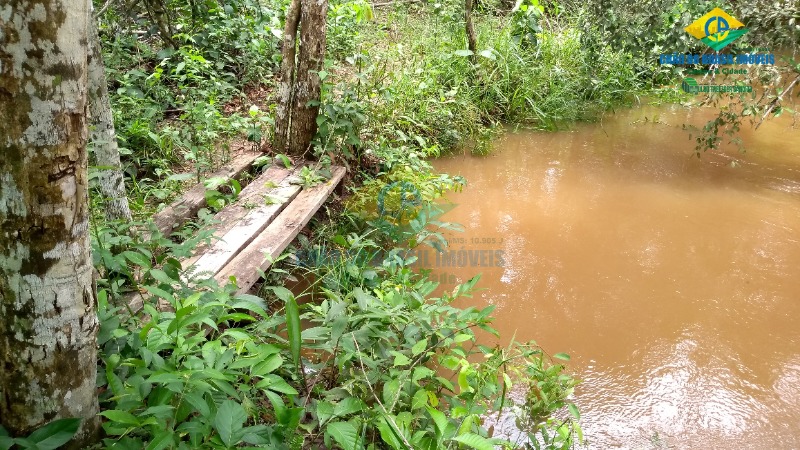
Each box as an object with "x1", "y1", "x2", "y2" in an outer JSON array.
[
  {"x1": 215, "y1": 166, "x2": 347, "y2": 293},
  {"x1": 183, "y1": 165, "x2": 293, "y2": 268},
  {"x1": 189, "y1": 175, "x2": 303, "y2": 277},
  {"x1": 151, "y1": 152, "x2": 259, "y2": 236}
]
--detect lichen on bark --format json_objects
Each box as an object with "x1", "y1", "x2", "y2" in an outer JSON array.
[{"x1": 0, "y1": 0, "x2": 100, "y2": 445}]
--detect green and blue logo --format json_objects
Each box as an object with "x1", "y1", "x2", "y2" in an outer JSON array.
[{"x1": 684, "y1": 7, "x2": 748, "y2": 51}]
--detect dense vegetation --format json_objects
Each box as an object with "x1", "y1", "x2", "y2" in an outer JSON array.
[{"x1": 5, "y1": 0, "x2": 795, "y2": 448}]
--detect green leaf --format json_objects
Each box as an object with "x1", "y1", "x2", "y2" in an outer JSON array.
[
  {"x1": 100, "y1": 410, "x2": 140, "y2": 426},
  {"x1": 122, "y1": 250, "x2": 151, "y2": 269},
  {"x1": 478, "y1": 49, "x2": 496, "y2": 60},
  {"x1": 411, "y1": 338, "x2": 428, "y2": 356},
  {"x1": 256, "y1": 374, "x2": 298, "y2": 395},
  {"x1": 145, "y1": 430, "x2": 175, "y2": 450},
  {"x1": 213, "y1": 400, "x2": 247, "y2": 447},
  {"x1": 25, "y1": 418, "x2": 81, "y2": 450},
  {"x1": 143, "y1": 285, "x2": 175, "y2": 304},
  {"x1": 450, "y1": 433, "x2": 495, "y2": 450},
  {"x1": 568, "y1": 402, "x2": 581, "y2": 420},
  {"x1": 411, "y1": 389, "x2": 428, "y2": 410},
  {"x1": 326, "y1": 421, "x2": 360, "y2": 450},
  {"x1": 391, "y1": 351, "x2": 411, "y2": 367},
  {"x1": 382, "y1": 378, "x2": 401, "y2": 405},
  {"x1": 252, "y1": 353, "x2": 283, "y2": 376},
  {"x1": 284, "y1": 294, "x2": 302, "y2": 371},
  {"x1": 554, "y1": 352, "x2": 571, "y2": 361},
  {"x1": 426, "y1": 406, "x2": 448, "y2": 437},
  {"x1": 316, "y1": 401, "x2": 335, "y2": 425},
  {"x1": 454, "y1": 49, "x2": 474, "y2": 57},
  {"x1": 334, "y1": 397, "x2": 364, "y2": 417},
  {"x1": 276, "y1": 154, "x2": 292, "y2": 169},
  {"x1": 149, "y1": 268, "x2": 176, "y2": 285}
]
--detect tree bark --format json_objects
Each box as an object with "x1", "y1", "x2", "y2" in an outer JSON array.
[
  {"x1": 273, "y1": 0, "x2": 302, "y2": 153},
  {"x1": 0, "y1": 0, "x2": 100, "y2": 446},
  {"x1": 465, "y1": 0, "x2": 478, "y2": 62},
  {"x1": 88, "y1": 17, "x2": 133, "y2": 222},
  {"x1": 141, "y1": 0, "x2": 177, "y2": 48},
  {"x1": 288, "y1": 0, "x2": 328, "y2": 156}
]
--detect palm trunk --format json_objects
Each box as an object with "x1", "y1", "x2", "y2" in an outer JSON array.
[
  {"x1": 88, "y1": 17, "x2": 133, "y2": 222},
  {"x1": 0, "y1": 0, "x2": 100, "y2": 446}
]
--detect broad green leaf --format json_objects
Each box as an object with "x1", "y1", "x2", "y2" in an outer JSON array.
[
  {"x1": 426, "y1": 406, "x2": 448, "y2": 437},
  {"x1": 25, "y1": 418, "x2": 81, "y2": 450},
  {"x1": 122, "y1": 251, "x2": 151, "y2": 269},
  {"x1": 269, "y1": 286, "x2": 294, "y2": 302},
  {"x1": 568, "y1": 402, "x2": 581, "y2": 420},
  {"x1": 285, "y1": 295, "x2": 301, "y2": 371},
  {"x1": 478, "y1": 49, "x2": 496, "y2": 60},
  {"x1": 376, "y1": 416, "x2": 408, "y2": 450},
  {"x1": 411, "y1": 389, "x2": 428, "y2": 410},
  {"x1": 391, "y1": 351, "x2": 411, "y2": 367},
  {"x1": 256, "y1": 374, "x2": 298, "y2": 395},
  {"x1": 252, "y1": 353, "x2": 283, "y2": 376},
  {"x1": 316, "y1": 401, "x2": 335, "y2": 425},
  {"x1": 326, "y1": 421, "x2": 360, "y2": 450},
  {"x1": 99, "y1": 410, "x2": 140, "y2": 426},
  {"x1": 149, "y1": 268, "x2": 176, "y2": 285},
  {"x1": 454, "y1": 49, "x2": 474, "y2": 57},
  {"x1": 276, "y1": 154, "x2": 292, "y2": 169},
  {"x1": 240, "y1": 425, "x2": 271, "y2": 445},
  {"x1": 411, "y1": 338, "x2": 428, "y2": 356},
  {"x1": 334, "y1": 397, "x2": 364, "y2": 417},
  {"x1": 382, "y1": 378, "x2": 401, "y2": 405},
  {"x1": 450, "y1": 433, "x2": 495, "y2": 450},
  {"x1": 145, "y1": 430, "x2": 175, "y2": 450},
  {"x1": 412, "y1": 366, "x2": 434, "y2": 385},
  {"x1": 213, "y1": 400, "x2": 247, "y2": 447},
  {"x1": 554, "y1": 352, "x2": 571, "y2": 361}
]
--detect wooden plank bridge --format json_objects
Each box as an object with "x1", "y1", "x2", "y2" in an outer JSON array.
[{"x1": 151, "y1": 153, "x2": 345, "y2": 295}]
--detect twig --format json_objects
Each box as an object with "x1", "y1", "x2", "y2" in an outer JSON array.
[
  {"x1": 93, "y1": 0, "x2": 115, "y2": 18},
  {"x1": 755, "y1": 74, "x2": 800, "y2": 130}
]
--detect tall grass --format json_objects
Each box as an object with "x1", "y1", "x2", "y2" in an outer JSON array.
[{"x1": 355, "y1": 9, "x2": 643, "y2": 160}]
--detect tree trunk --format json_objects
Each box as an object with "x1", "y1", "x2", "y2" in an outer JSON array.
[
  {"x1": 465, "y1": 0, "x2": 478, "y2": 62},
  {"x1": 0, "y1": 0, "x2": 100, "y2": 446},
  {"x1": 287, "y1": 0, "x2": 329, "y2": 156},
  {"x1": 273, "y1": 0, "x2": 302, "y2": 153},
  {"x1": 142, "y1": 0, "x2": 177, "y2": 48},
  {"x1": 88, "y1": 17, "x2": 133, "y2": 222}
]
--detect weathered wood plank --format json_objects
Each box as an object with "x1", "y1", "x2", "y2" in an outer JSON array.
[
  {"x1": 215, "y1": 166, "x2": 347, "y2": 292},
  {"x1": 151, "y1": 152, "x2": 259, "y2": 236},
  {"x1": 183, "y1": 165, "x2": 294, "y2": 268},
  {"x1": 189, "y1": 175, "x2": 303, "y2": 277}
]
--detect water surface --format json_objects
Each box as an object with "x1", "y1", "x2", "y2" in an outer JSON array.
[{"x1": 432, "y1": 104, "x2": 800, "y2": 449}]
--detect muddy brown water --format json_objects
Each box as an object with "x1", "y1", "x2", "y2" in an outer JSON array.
[{"x1": 430, "y1": 104, "x2": 800, "y2": 449}]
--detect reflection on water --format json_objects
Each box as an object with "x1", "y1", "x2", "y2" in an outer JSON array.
[{"x1": 432, "y1": 103, "x2": 800, "y2": 449}]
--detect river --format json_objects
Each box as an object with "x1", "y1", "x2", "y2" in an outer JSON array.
[{"x1": 431, "y1": 103, "x2": 800, "y2": 449}]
